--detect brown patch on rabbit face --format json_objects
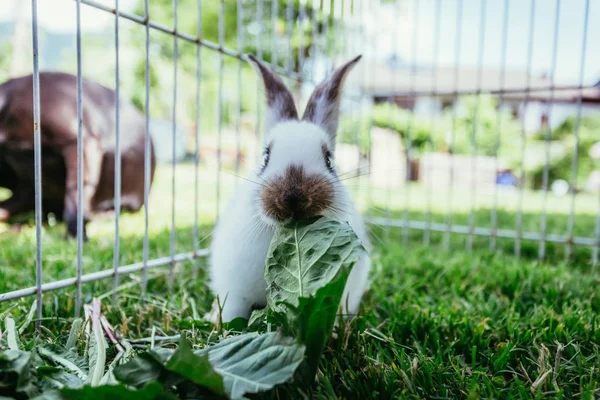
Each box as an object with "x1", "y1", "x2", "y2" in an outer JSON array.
[{"x1": 261, "y1": 165, "x2": 333, "y2": 222}]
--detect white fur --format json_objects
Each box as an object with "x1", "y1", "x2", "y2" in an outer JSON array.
[{"x1": 207, "y1": 121, "x2": 371, "y2": 323}]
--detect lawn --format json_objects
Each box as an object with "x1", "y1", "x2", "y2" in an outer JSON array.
[{"x1": 1, "y1": 162, "x2": 599, "y2": 398}]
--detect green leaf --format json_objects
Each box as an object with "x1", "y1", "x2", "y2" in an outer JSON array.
[
  {"x1": 37, "y1": 366, "x2": 84, "y2": 390},
  {"x1": 248, "y1": 308, "x2": 267, "y2": 330},
  {"x1": 0, "y1": 349, "x2": 37, "y2": 397},
  {"x1": 85, "y1": 301, "x2": 106, "y2": 387},
  {"x1": 165, "y1": 337, "x2": 225, "y2": 396},
  {"x1": 4, "y1": 317, "x2": 20, "y2": 351},
  {"x1": 114, "y1": 349, "x2": 178, "y2": 390},
  {"x1": 265, "y1": 217, "x2": 366, "y2": 311},
  {"x1": 115, "y1": 340, "x2": 225, "y2": 398},
  {"x1": 33, "y1": 382, "x2": 176, "y2": 400},
  {"x1": 195, "y1": 332, "x2": 305, "y2": 399},
  {"x1": 38, "y1": 346, "x2": 87, "y2": 380},
  {"x1": 289, "y1": 269, "x2": 351, "y2": 384}
]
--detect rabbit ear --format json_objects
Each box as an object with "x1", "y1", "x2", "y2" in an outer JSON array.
[
  {"x1": 302, "y1": 55, "x2": 361, "y2": 146},
  {"x1": 247, "y1": 54, "x2": 298, "y2": 133}
]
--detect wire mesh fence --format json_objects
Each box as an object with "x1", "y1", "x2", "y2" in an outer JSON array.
[{"x1": 0, "y1": 0, "x2": 598, "y2": 326}]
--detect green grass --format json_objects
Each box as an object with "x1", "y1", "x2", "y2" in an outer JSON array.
[{"x1": 1, "y1": 163, "x2": 599, "y2": 398}]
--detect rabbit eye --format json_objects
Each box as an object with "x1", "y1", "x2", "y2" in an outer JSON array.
[
  {"x1": 261, "y1": 148, "x2": 270, "y2": 169},
  {"x1": 325, "y1": 151, "x2": 334, "y2": 171}
]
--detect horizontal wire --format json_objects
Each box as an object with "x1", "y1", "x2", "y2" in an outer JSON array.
[{"x1": 0, "y1": 251, "x2": 208, "y2": 303}]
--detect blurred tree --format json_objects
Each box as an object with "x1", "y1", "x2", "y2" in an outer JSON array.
[{"x1": 127, "y1": 0, "x2": 342, "y2": 125}]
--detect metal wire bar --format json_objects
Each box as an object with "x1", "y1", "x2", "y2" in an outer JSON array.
[
  {"x1": 423, "y1": 0, "x2": 442, "y2": 246},
  {"x1": 141, "y1": 0, "x2": 151, "y2": 296},
  {"x1": 0, "y1": 251, "x2": 208, "y2": 303},
  {"x1": 235, "y1": 0, "x2": 243, "y2": 180},
  {"x1": 77, "y1": 0, "x2": 309, "y2": 86},
  {"x1": 443, "y1": 0, "x2": 464, "y2": 249},
  {"x1": 286, "y1": 0, "x2": 294, "y2": 76},
  {"x1": 216, "y1": 0, "x2": 225, "y2": 216},
  {"x1": 402, "y1": 0, "x2": 420, "y2": 246},
  {"x1": 272, "y1": 0, "x2": 279, "y2": 68},
  {"x1": 384, "y1": 0, "x2": 400, "y2": 240},
  {"x1": 490, "y1": 0, "x2": 510, "y2": 251},
  {"x1": 321, "y1": 0, "x2": 330, "y2": 73},
  {"x1": 370, "y1": 84, "x2": 597, "y2": 100},
  {"x1": 74, "y1": 0, "x2": 84, "y2": 318},
  {"x1": 514, "y1": 0, "x2": 536, "y2": 258},
  {"x1": 466, "y1": 0, "x2": 487, "y2": 252},
  {"x1": 31, "y1": 0, "x2": 43, "y2": 329},
  {"x1": 309, "y1": 0, "x2": 319, "y2": 80},
  {"x1": 298, "y1": 0, "x2": 307, "y2": 76},
  {"x1": 538, "y1": 0, "x2": 561, "y2": 261},
  {"x1": 356, "y1": 0, "x2": 368, "y2": 208},
  {"x1": 255, "y1": 0, "x2": 263, "y2": 161},
  {"x1": 594, "y1": 199, "x2": 600, "y2": 268},
  {"x1": 565, "y1": 0, "x2": 590, "y2": 262},
  {"x1": 169, "y1": 0, "x2": 179, "y2": 284},
  {"x1": 364, "y1": 217, "x2": 598, "y2": 247},
  {"x1": 112, "y1": 0, "x2": 122, "y2": 305},
  {"x1": 193, "y1": 0, "x2": 202, "y2": 263},
  {"x1": 332, "y1": 0, "x2": 342, "y2": 65}
]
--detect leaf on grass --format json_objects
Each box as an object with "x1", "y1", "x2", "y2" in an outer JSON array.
[
  {"x1": 265, "y1": 217, "x2": 366, "y2": 310},
  {"x1": 0, "y1": 349, "x2": 37, "y2": 396},
  {"x1": 37, "y1": 365, "x2": 84, "y2": 391},
  {"x1": 85, "y1": 299, "x2": 106, "y2": 387},
  {"x1": 18, "y1": 300, "x2": 38, "y2": 335},
  {"x1": 38, "y1": 346, "x2": 87, "y2": 380},
  {"x1": 114, "y1": 348, "x2": 176, "y2": 390},
  {"x1": 4, "y1": 317, "x2": 20, "y2": 351},
  {"x1": 116, "y1": 338, "x2": 225, "y2": 397},
  {"x1": 195, "y1": 331, "x2": 305, "y2": 399},
  {"x1": 32, "y1": 381, "x2": 177, "y2": 400},
  {"x1": 165, "y1": 336, "x2": 225, "y2": 396},
  {"x1": 248, "y1": 308, "x2": 267, "y2": 330},
  {"x1": 66, "y1": 319, "x2": 83, "y2": 350},
  {"x1": 221, "y1": 317, "x2": 248, "y2": 332},
  {"x1": 288, "y1": 269, "x2": 351, "y2": 384}
]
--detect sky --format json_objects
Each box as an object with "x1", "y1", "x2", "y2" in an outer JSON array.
[
  {"x1": 0, "y1": 0, "x2": 598, "y2": 86},
  {"x1": 366, "y1": 0, "x2": 600, "y2": 86}
]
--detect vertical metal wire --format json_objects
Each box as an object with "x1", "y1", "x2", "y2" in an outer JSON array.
[
  {"x1": 594, "y1": 199, "x2": 600, "y2": 269},
  {"x1": 514, "y1": 0, "x2": 536, "y2": 258},
  {"x1": 193, "y1": 0, "x2": 202, "y2": 262},
  {"x1": 402, "y1": 0, "x2": 420, "y2": 245},
  {"x1": 490, "y1": 0, "x2": 510, "y2": 251},
  {"x1": 565, "y1": 0, "x2": 590, "y2": 262},
  {"x1": 112, "y1": 0, "x2": 121, "y2": 305},
  {"x1": 255, "y1": 0, "x2": 263, "y2": 161},
  {"x1": 272, "y1": 0, "x2": 279, "y2": 69},
  {"x1": 424, "y1": 0, "x2": 442, "y2": 246},
  {"x1": 216, "y1": 0, "x2": 224, "y2": 216},
  {"x1": 298, "y1": 0, "x2": 307, "y2": 77},
  {"x1": 365, "y1": 0, "x2": 378, "y2": 213},
  {"x1": 310, "y1": 0, "x2": 319, "y2": 81},
  {"x1": 538, "y1": 0, "x2": 561, "y2": 261},
  {"x1": 31, "y1": 0, "x2": 43, "y2": 329},
  {"x1": 321, "y1": 0, "x2": 330, "y2": 73},
  {"x1": 74, "y1": 0, "x2": 84, "y2": 318},
  {"x1": 466, "y1": 0, "x2": 487, "y2": 252},
  {"x1": 235, "y1": 0, "x2": 243, "y2": 179},
  {"x1": 141, "y1": 0, "x2": 151, "y2": 294},
  {"x1": 286, "y1": 0, "x2": 294, "y2": 77},
  {"x1": 333, "y1": 0, "x2": 342, "y2": 66},
  {"x1": 169, "y1": 0, "x2": 179, "y2": 284},
  {"x1": 384, "y1": 0, "x2": 400, "y2": 240},
  {"x1": 443, "y1": 0, "x2": 464, "y2": 249}
]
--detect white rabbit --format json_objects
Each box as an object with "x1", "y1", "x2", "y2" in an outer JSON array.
[{"x1": 207, "y1": 54, "x2": 371, "y2": 324}]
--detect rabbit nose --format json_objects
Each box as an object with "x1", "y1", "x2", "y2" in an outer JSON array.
[{"x1": 284, "y1": 190, "x2": 307, "y2": 215}]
